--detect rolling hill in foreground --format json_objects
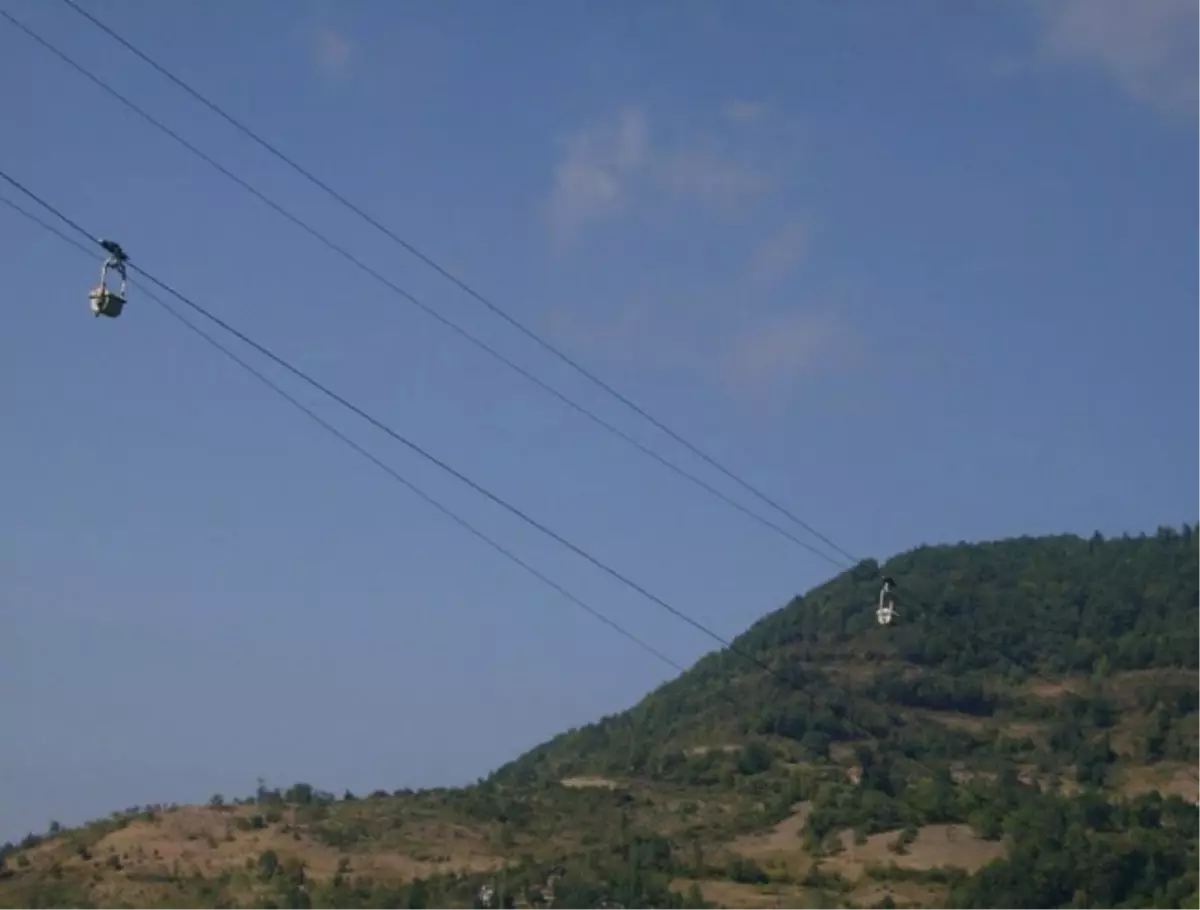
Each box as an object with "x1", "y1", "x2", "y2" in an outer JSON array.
[{"x1": 3, "y1": 527, "x2": 1198, "y2": 909}]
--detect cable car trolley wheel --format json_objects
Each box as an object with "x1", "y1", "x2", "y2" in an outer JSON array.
[{"x1": 89, "y1": 239, "x2": 128, "y2": 318}]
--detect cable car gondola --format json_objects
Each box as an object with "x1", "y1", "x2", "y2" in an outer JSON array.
[
  {"x1": 877, "y1": 576, "x2": 897, "y2": 625},
  {"x1": 88, "y1": 239, "x2": 128, "y2": 318}
]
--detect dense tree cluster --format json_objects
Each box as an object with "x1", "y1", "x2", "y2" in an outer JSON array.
[{"x1": 493, "y1": 527, "x2": 1197, "y2": 783}]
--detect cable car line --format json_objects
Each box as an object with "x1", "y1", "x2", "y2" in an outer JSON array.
[
  {"x1": 5, "y1": 188, "x2": 916, "y2": 747},
  {"x1": 0, "y1": 193, "x2": 688, "y2": 677},
  {"x1": 6, "y1": 192, "x2": 835, "y2": 744},
  {"x1": 1, "y1": 7, "x2": 847, "y2": 572},
  {"x1": 3, "y1": 194, "x2": 814, "y2": 734},
  {"x1": 29, "y1": 1, "x2": 861, "y2": 570},
  {"x1": 0, "y1": 170, "x2": 808, "y2": 693},
  {"x1": 3, "y1": 6, "x2": 844, "y2": 569}
]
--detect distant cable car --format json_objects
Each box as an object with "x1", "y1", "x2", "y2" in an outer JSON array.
[
  {"x1": 88, "y1": 239, "x2": 128, "y2": 318},
  {"x1": 877, "y1": 576, "x2": 897, "y2": 625}
]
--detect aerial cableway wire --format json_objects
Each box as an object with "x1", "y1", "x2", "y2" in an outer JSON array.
[
  {"x1": 3, "y1": 6, "x2": 852, "y2": 571},
  {"x1": 0, "y1": 189, "x2": 689, "y2": 675},
  {"x1": 6, "y1": 205, "x2": 815, "y2": 751},
  {"x1": 56, "y1": 0, "x2": 861, "y2": 568},
  {"x1": 2, "y1": 199, "x2": 806, "y2": 734},
  {"x1": 0, "y1": 171, "x2": 820, "y2": 701}
]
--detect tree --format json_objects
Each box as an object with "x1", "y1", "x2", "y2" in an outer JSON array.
[
  {"x1": 736, "y1": 741, "x2": 773, "y2": 775},
  {"x1": 1140, "y1": 709, "x2": 1172, "y2": 763},
  {"x1": 406, "y1": 877, "x2": 429, "y2": 909},
  {"x1": 285, "y1": 782, "x2": 314, "y2": 806},
  {"x1": 258, "y1": 849, "x2": 280, "y2": 881}
]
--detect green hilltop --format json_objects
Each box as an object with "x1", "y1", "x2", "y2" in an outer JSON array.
[
  {"x1": 495, "y1": 527, "x2": 1198, "y2": 782},
  {"x1": 2, "y1": 527, "x2": 1197, "y2": 909}
]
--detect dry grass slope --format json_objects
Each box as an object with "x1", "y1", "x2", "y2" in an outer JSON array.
[{"x1": 7, "y1": 801, "x2": 508, "y2": 908}]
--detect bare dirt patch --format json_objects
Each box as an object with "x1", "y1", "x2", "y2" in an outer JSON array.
[
  {"x1": 559, "y1": 776, "x2": 622, "y2": 790},
  {"x1": 677, "y1": 878, "x2": 814, "y2": 909},
  {"x1": 1107, "y1": 668, "x2": 1197, "y2": 695},
  {"x1": 908, "y1": 708, "x2": 989, "y2": 734},
  {"x1": 829, "y1": 742, "x2": 859, "y2": 766},
  {"x1": 729, "y1": 803, "x2": 812, "y2": 861},
  {"x1": 1026, "y1": 678, "x2": 1086, "y2": 699},
  {"x1": 1116, "y1": 762, "x2": 1199, "y2": 804},
  {"x1": 826, "y1": 824, "x2": 1005, "y2": 880},
  {"x1": 1109, "y1": 717, "x2": 1147, "y2": 757},
  {"x1": 685, "y1": 744, "x2": 742, "y2": 757},
  {"x1": 1000, "y1": 720, "x2": 1047, "y2": 742}
]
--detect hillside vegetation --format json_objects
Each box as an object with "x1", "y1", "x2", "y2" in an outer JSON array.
[{"x1": 2, "y1": 527, "x2": 1197, "y2": 909}]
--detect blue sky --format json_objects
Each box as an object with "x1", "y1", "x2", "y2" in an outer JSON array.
[{"x1": 1, "y1": 0, "x2": 1195, "y2": 841}]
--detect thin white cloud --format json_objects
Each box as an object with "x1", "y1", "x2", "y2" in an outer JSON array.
[
  {"x1": 655, "y1": 141, "x2": 773, "y2": 211},
  {"x1": 540, "y1": 104, "x2": 848, "y2": 407},
  {"x1": 542, "y1": 278, "x2": 862, "y2": 407},
  {"x1": 541, "y1": 288, "x2": 705, "y2": 379},
  {"x1": 723, "y1": 309, "x2": 852, "y2": 398},
  {"x1": 545, "y1": 105, "x2": 780, "y2": 242},
  {"x1": 312, "y1": 26, "x2": 355, "y2": 79},
  {"x1": 748, "y1": 219, "x2": 810, "y2": 287},
  {"x1": 721, "y1": 99, "x2": 770, "y2": 124},
  {"x1": 546, "y1": 107, "x2": 650, "y2": 239},
  {"x1": 1031, "y1": 0, "x2": 1197, "y2": 118}
]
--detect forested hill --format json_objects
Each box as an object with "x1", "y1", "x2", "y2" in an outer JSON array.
[
  {"x1": 3, "y1": 527, "x2": 1197, "y2": 909},
  {"x1": 493, "y1": 527, "x2": 1199, "y2": 785}
]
